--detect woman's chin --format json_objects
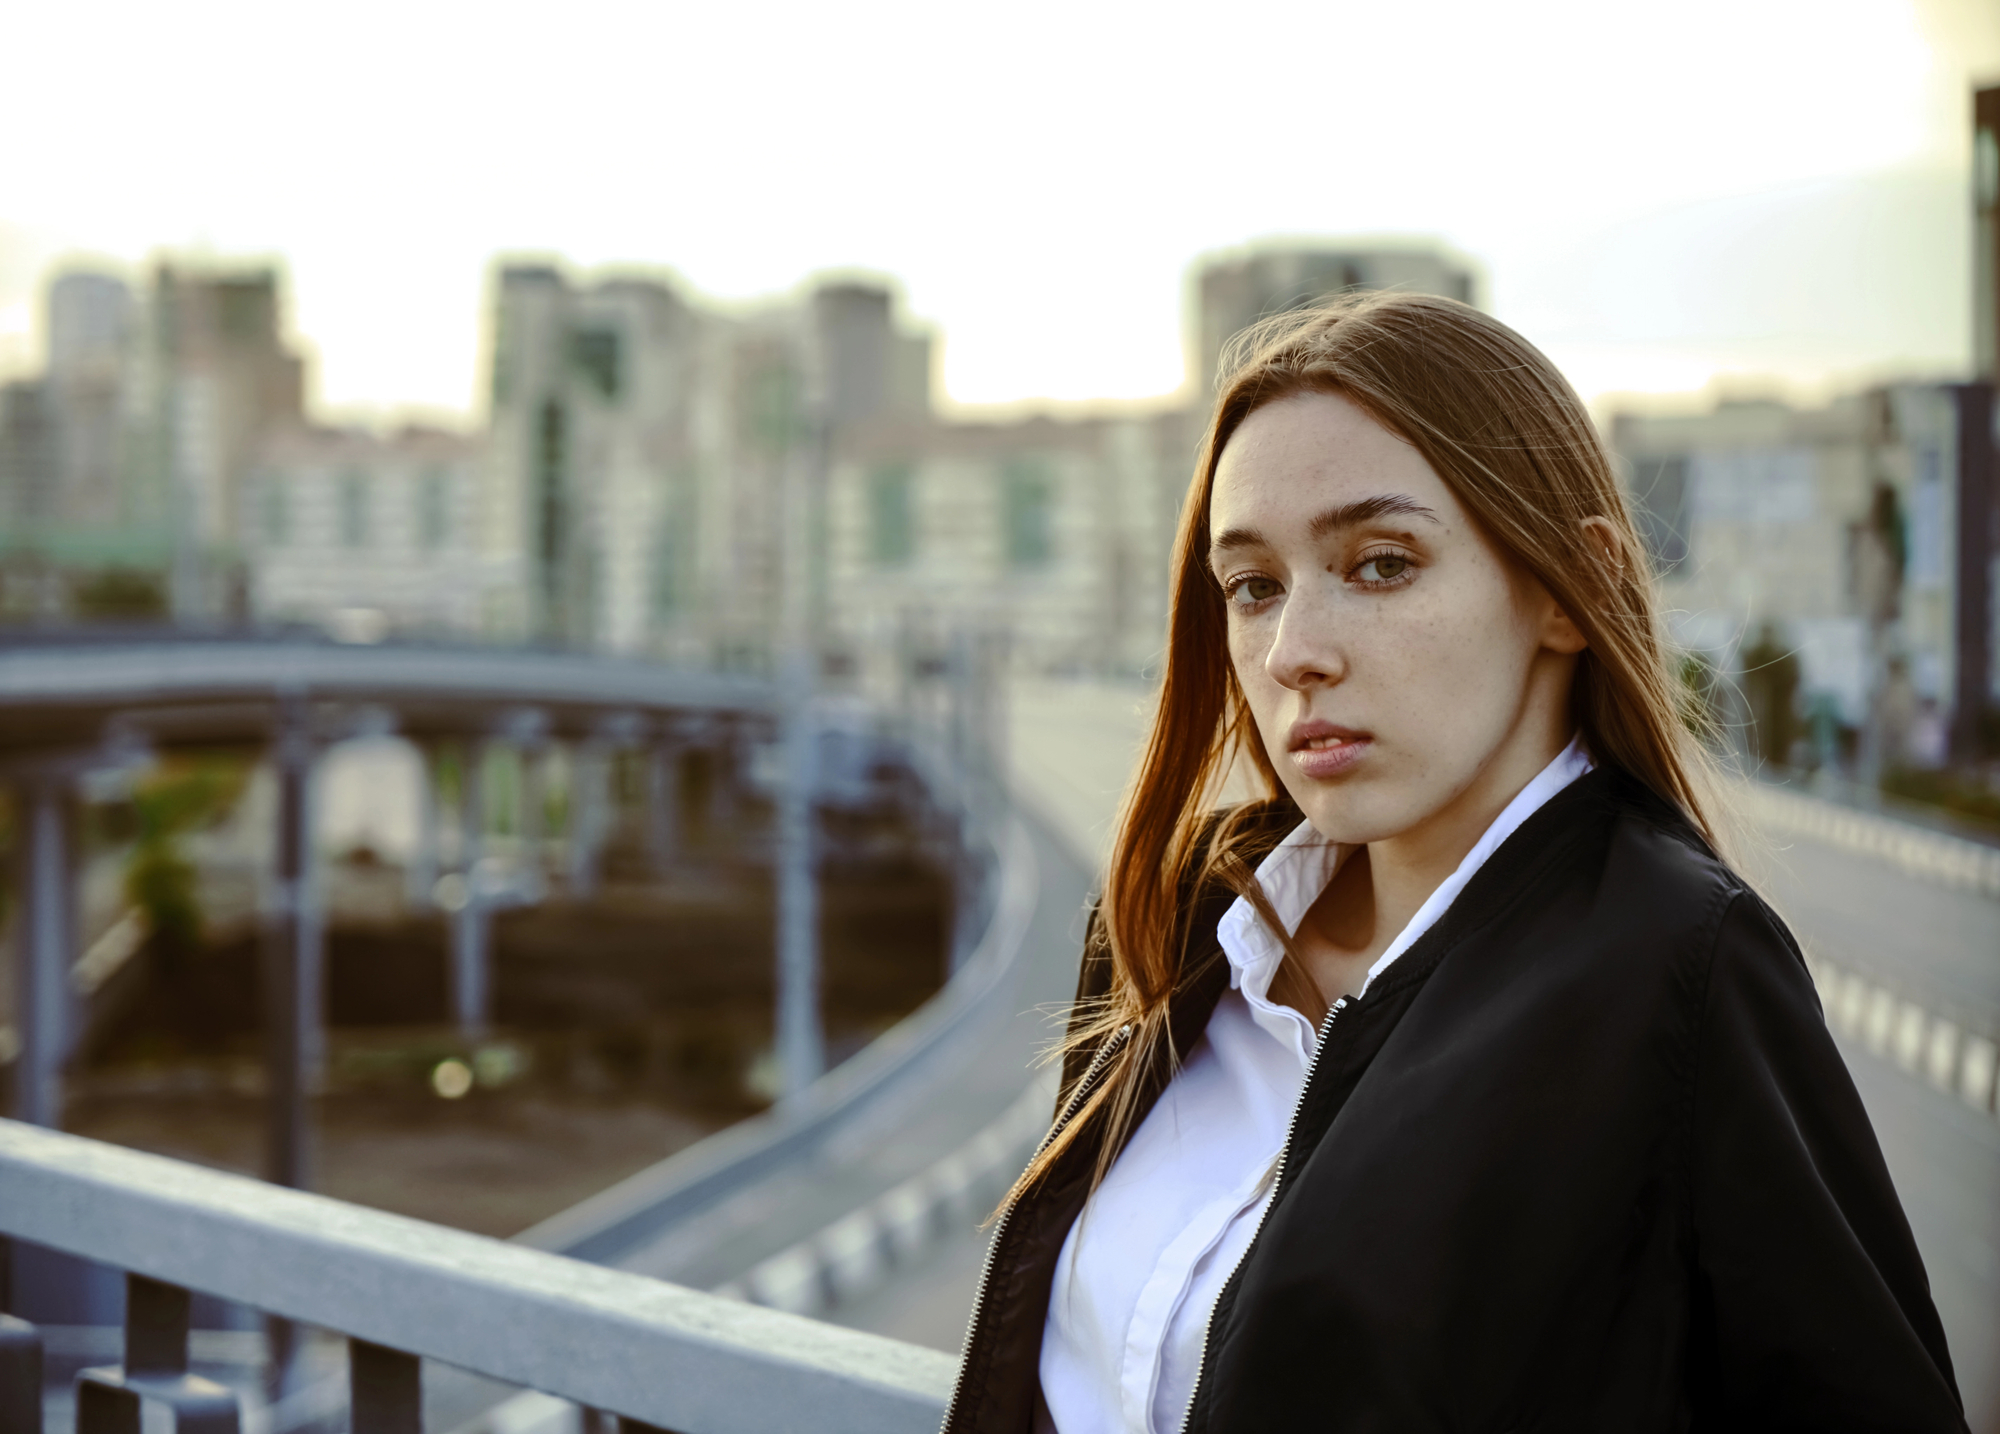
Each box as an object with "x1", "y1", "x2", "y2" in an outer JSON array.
[{"x1": 1296, "y1": 789, "x2": 1415, "y2": 849}]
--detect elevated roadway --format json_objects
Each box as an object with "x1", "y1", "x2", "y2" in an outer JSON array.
[{"x1": 0, "y1": 630, "x2": 777, "y2": 751}]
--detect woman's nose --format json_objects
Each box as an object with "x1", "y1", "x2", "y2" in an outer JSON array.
[{"x1": 1263, "y1": 591, "x2": 1345, "y2": 692}]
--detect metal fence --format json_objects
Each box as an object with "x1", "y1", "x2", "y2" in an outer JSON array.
[{"x1": 0, "y1": 1120, "x2": 955, "y2": 1434}]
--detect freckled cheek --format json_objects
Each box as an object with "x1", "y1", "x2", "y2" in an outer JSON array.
[
  {"x1": 1383, "y1": 594, "x2": 1527, "y2": 749},
  {"x1": 1228, "y1": 628, "x2": 1290, "y2": 735}
]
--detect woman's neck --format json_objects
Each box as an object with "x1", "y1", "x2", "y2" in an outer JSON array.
[{"x1": 1292, "y1": 720, "x2": 1574, "y2": 1005}]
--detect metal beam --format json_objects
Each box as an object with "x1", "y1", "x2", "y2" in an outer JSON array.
[
  {"x1": 13, "y1": 772, "x2": 72, "y2": 1129},
  {"x1": 773, "y1": 666, "x2": 822, "y2": 1100},
  {"x1": 406, "y1": 741, "x2": 441, "y2": 911},
  {"x1": 0, "y1": 643, "x2": 777, "y2": 741},
  {"x1": 452, "y1": 740, "x2": 491, "y2": 1037},
  {"x1": 568, "y1": 739, "x2": 609, "y2": 902},
  {"x1": 644, "y1": 738, "x2": 679, "y2": 876},
  {"x1": 265, "y1": 706, "x2": 318, "y2": 1192}
]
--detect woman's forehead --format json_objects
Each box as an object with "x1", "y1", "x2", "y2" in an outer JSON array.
[{"x1": 1211, "y1": 392, "x2": 1449, "y2": 529}]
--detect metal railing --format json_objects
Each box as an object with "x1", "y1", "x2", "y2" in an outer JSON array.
[{"x1": 0, "y1": 1120, "x2": 956, "y2": 1434}]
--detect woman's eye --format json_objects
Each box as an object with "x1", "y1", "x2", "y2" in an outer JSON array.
[
  {"x1": 1229, "y1": 576, "x2": 1283, "y2": 607},
  {"x1": 1354, "y1": 554, "x2": 1411, "y2": 584}
]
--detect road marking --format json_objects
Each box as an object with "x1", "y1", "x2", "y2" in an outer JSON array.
[
  {"x1": 1807, "y1": 952, "x2": 2000, "y2": 1118},
  {"x1": 716, "y1": 1070, "x2": 1059, "y2": 1318}
]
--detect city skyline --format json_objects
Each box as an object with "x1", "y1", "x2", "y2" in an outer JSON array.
[{"x1": 1, "y1": 0, "x2": 1995, "y2": 424}]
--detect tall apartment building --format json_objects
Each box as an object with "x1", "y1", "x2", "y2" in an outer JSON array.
[
  {"x1": 1192, "y1": 243, "x2": 1479, "y2": 396},
  {"x1": 46, "y1": 276, "x2": 135, "y2": 522},
  {"x1": 483, "y1": 266, "x2": 932, "y2": 663},
  {"x1": 0, "y1": 271, "x2": 172, "y2": 614},
  {"x1": 141, "y1": 265, "x2": 308, "y2": 618},
  {"x1": 486, "y1": 268, "x2": 704, "y2": 652},
  {"x1": 0, "y1": 275, "x2": 137, "y2": 535}
]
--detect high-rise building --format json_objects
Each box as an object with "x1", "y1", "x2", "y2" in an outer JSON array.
[
  {"x1": 482, "y1": 266, "x2": 934, "y2": 662},
  {"x1": 1191, "y1": 244, "x2": 1479, "y2": 396},
  {"x1": 138, "y1": 264, "x2": 307, "y2": 617},
  {"x1": 46, "y1": 273, "x2": 135, "y2": 529},
  {"x1": 0, "y1": 271, "x2": 173, "y2": 618},
  {"x1": 486, "y1": 267, "x2": 709, "y2": 652},
  {"x1": 811, "y1": 283, "x2": 931, "y2": 425}
]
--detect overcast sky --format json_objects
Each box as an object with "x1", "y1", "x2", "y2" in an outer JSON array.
[{"x1": 1, "y1": 0, "x2": 1995, "y2": 423}]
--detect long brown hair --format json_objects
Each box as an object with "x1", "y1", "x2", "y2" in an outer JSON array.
[{"x1": 1007, "y1": 289, "x2": 1722, "y2": 1202}]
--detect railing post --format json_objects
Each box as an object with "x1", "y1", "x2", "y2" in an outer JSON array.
[
  {"x1": 124, "y1": 1276, "x2": 189, "y2": 1376},
  {"x1": 0, "y1": 1298, "x2": 43, "y2": 1434},
  {"x1": 349, "y1": 1340, "x2": 421, "y2": 1434},
  {"x1": 74, "y1": 1379, "x2": 138, "y2": 1434},
  {"x1": 78, "y1": 1275, "x2": 237, "y2": 1434}
]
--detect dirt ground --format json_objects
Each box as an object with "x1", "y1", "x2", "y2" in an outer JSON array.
[{"x1": 65, "y1": 1088, "x2": 726, "y2": 1238}]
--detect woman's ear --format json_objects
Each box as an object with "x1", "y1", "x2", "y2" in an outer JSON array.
[
  {"x1": 1539, "y1": 517, "x2": 1625, "y2": 656},
  {"x1": 1579, "y1": 515, "x2": 1626, "y2": 578}
]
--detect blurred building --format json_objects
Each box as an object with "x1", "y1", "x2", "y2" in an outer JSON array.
[
  {"x1": 1612, "y1": 385, "x2": 1977, "y2": 771},
  {"x1": 0, "y1": 237, "x2": 1486, "y2": 676},
  {"x1": 243, "y1": 425, "x2": 502, "y2": 638},
  {"x1": 0, "y1": 263, "x2": 313, "y2": 623},
  {"x1": 0, "y1": 273, "x2": 166, "y2": 613},
  {"x1": 142, "y1": 265, "x2": 308, "y2": 619},
  {"x1": 825, "y1": 408, "x2": 1197, "y2": 677},
  {"x1": 45, "y1": 274, "x2": 137, "y2": 531},
  {"x1": 481, "y1": 266, "x2": 932, "y2": 664},
  {"x1": 1193, "y1": 243, "x2": 1479, "y2": 395}
]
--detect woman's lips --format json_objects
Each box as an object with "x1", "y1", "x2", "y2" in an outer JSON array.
[{"x1": 1289, "y1": 726, "x2": 1371, "y2": 780}]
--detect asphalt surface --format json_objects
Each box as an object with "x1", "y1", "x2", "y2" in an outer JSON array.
[{"x1": 1762, "y1": 838, "x2": 2000, "y2": 1430}]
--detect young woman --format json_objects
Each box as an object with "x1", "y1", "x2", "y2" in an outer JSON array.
[{"x1": 942, "y1": 293, "x2": 1963, "y2": 1433}]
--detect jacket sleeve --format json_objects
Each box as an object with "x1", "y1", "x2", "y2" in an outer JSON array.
[{"x1": 1690, "y1": 890, "x2": 1966, "y2": 1430}]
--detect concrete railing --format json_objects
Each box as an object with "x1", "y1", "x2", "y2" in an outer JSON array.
[
  {"x1": 0, "y1": 1120, "x2": 955, "y2": 1434},
  {"x1": 1740, "y1": 780, "x2": 2000, "y2": 900}
]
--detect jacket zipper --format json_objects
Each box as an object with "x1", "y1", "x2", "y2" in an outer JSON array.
[
  {"x1": 1177, "y1": 993, "x2": 1350, "y2": 1434},
  {"x1": 940, "y1": 1021, "x2": 1134, "y2": 1433}
]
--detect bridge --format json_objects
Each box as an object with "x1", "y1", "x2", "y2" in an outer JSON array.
[{"x1": 0, "y1": 658, "x2": 1995, "y2": 1431}]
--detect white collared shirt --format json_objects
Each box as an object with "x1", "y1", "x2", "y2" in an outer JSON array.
[{"x1": 1037, "y1": 738, "x2": 1595, "y2": 1434}]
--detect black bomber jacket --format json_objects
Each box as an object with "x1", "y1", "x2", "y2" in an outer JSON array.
[{"x1": 942, "y1": 766, "x2": 1965, "y2": 1433}]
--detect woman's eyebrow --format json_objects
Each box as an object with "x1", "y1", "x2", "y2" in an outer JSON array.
[
  {"x1": 1307, "y1": 493, "x2": 1440, "y2": 538},
  {"x1": 1210, "y1": 493, "x2": 1440, "y2": 558}
]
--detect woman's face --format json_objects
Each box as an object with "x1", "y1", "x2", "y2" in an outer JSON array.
[{"x1": 1208, "y1": 390, "x2": 1584, "y2": 850}]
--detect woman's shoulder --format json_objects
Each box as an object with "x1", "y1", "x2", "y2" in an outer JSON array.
[{"x1": 1586, "y1": 767, "x2": 1802, "y2": 984}]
